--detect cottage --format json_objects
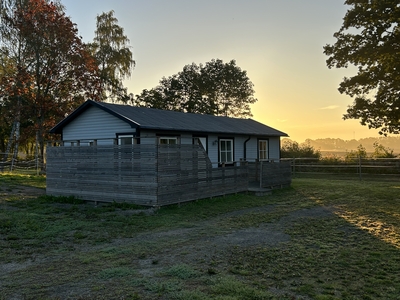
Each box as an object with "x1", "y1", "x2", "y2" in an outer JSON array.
[
  {"x1": 50, "y1": 99, "x2": 288, "y2": 164},
  {"x1": 47, "y1": 100, "x2": 291, "y2": 206}
]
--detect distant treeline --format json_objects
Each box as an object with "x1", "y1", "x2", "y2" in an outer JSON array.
[{"x1": 285, "y1": 137, "x2": 400, "y2": 154}]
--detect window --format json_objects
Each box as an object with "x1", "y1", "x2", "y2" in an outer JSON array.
[
  {"x1": 259, "y1": 139, "x2": 269, "y2": 160},
  {"x1": 219, "y1": 139, "x2": 233, "y2": 163},
  {"x1": 159, "y1": 137, "x2": 178, "y2": 145},
  {"x1": 118, "y1": 135, "x2": 135, "y2": 145}
]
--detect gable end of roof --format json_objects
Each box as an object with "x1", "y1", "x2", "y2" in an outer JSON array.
[{"x1": 49, "y1": 100, "x2": 140, "y2": 134}]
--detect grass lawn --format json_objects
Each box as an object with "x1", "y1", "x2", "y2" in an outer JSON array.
[{"x1": 1, "y1": 174, "x2": 400, "y2": 299}]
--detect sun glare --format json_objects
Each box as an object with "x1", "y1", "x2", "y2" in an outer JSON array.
[{"x1": 335, "y1": 210, "x2": 400, "y2": 249}]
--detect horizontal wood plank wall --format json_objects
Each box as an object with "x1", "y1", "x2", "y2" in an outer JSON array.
[
  {"x1": 260, "y1": 161, "x2": 292, "y2": 188},
  {"x1": 46, "y1": 145, "x2": 158, "y2": 206},
  {"x1": 47, "y1": 145, "x2": 291, "y2": 206},
  {"x1": 157, "y1": 145, "x2": 248, "y2": 206}
]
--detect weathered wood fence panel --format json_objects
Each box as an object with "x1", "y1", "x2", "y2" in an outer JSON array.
[
  {"x1": 259, "y1": 161, "x2": 292, "y2": 188},
  {"x1": 47, "y1": 144, "x2": 290, "y2": 206},
  {"x1": 47, "y1": 145, "x2": 158, "y2": 206},
  {"x1": 156, "y1": 145, "x2": 248, "y2": 206},
  {"x1": 247, "y1": 161, "x2": 292, "y2": 188}
]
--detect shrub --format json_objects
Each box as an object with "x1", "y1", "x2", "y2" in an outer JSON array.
[
  {"x1": 371, "y1": 142, "x2": 397, "y2": 158},
  {"x1": 319, "y1": 154, "x2": 343, "y2": 164},
  {"x1": 345, "y1": 144, "x2": 367, "y2": 161},
  {"x1": 281, "y1": 140, "x2": 321, "y2": 159}
]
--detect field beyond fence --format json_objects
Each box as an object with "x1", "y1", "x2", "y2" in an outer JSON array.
[{"x1": 285, "y1": 157, "x2": 400, "y2": 180}]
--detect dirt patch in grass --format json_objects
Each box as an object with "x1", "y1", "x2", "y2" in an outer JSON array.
[{"x1": 0, "y1": 183, "x2": 45, "y2": 203}]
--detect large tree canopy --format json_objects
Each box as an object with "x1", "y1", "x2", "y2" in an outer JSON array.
[
  {"x1": 90, "y1": 10, "x2": 135, "y2": 103},
  {"x1": 324, "y1": 0, "x2": 400, "y2": 135},
  {"x1": 134, "y1": 59, "x2": 257, "y2": 118},
  {"x1": 0, "y1": 0, "x2": 101, "y2": 161}
]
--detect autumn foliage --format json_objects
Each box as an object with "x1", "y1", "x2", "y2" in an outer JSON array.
[{"x1": 0, "y1": 0, "x2": 102, "y2": 159}]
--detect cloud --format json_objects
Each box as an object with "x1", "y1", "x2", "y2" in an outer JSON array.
[{"x1": 319, "y1": 105, "x2": 339, "y2": 110}]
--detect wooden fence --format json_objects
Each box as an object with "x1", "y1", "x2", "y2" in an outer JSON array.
[
  {"x1": 247, "y1": 160, "x2": 292, "y2": 188},
  {"x1": 0, "y1": 155, "x2": 43, "y2": 175},
  {"x1": 46, "y1": 144, "x2": 249, "y2": 206},
  {"x1": 47, "y1": 144, "x2": 159, "y2": 205},
  {"x1": 157, "y1": 145, "x2": 248, "y2": 205},
  {"x1": 285, "y1": 157, "x2": 400, "y2": 180}
]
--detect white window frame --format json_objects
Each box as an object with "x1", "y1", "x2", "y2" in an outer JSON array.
[
  {"x1": 219, "y1": 139, "x2": 234, "y2": 164},
  {"x1": 158, "y1": 137, "x2": 178, "y2": 145},
  {"x1": 259, "y1": 139, "x2": 269, "y2": 160},
  {"x1": 118, "y1": 135, "x2": 136, "y2": 145}
]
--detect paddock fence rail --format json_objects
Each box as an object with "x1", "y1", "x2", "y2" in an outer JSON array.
[
  {"x1": 284, "y1": 157, "x2": 400, "y2": 180},
  {"x1": 0, "y1": 152, "x2": 43, "y2": 175}
]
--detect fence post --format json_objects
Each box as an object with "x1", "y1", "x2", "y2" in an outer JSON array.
[
  {"x1": 292, "y1": 158, "x2": 296, "y2": 177},
  {"x1": 259, "y1": 160, "x2": 263, "y2": 188}
]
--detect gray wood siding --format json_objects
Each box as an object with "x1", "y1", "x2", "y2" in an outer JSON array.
[
  {"x1": 180, "y1": 134, "x2": 192, "y2": 145},
  {"x1": 207, "y1": 134, "x2": 219, "y2": 167},
  {"x1": 243, "y1": 137, "x2": 281, "y2": 161},
  {"x1": 245, "y1": 138, "x2": 258, "y2": 161},
  {"x1": 63, "y1": 106, "x2": 134, "y2": 145},
  {"x1": 269, "y1": 137, "x2": 280, "y2": 160}
]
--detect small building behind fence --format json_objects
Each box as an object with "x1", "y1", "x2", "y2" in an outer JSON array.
[{"x1": 46, "y1": 99, "x2": 291, "y2": 206}]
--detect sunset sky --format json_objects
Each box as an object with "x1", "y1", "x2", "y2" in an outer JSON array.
[{"x1": 62, "y1": 0, "x2": 388, "y2": 143}]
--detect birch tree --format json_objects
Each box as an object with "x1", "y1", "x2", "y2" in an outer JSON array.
[{"x1": 90, "y1": 10, "x2": 135, "y2": 102}]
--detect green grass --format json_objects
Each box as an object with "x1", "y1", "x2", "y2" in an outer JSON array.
[
  {"x1": 0, "y1": 173, "x2": 46, "y2": 189},
  {"x1": 1, "y1": 174, "x2": 400, "y2": 299}
]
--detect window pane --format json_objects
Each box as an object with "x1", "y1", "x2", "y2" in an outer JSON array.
[
  {"x1": 219, "y1": 139, "x2": 233, "y2": 163},
  {"x1": 119, "y1": 136, "x2": 134, "y2": 145},
  {"x1": 120, "y1": 137, "x2": 132, "y2": 145},
  {"x1": 260, "y1": 151, "x2": 265, "y2": 160},
  {"x1": 259, "y1": 140, "x2": 268, "y2": 160},
  {"x1": 159, "y1": 137, "x2": 177, "y2": 145},
  {"x1": 227, "y1": 152, "x2": 232, "y2": 162},
  {"x1": 221, "y1": 152, "x2": 226, "y2": 162}
]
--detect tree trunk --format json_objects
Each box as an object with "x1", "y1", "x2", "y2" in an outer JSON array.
[
  {"x1": 10, "y1": 121, "x2": 20, "y2": 172},
  {"x1": 3, "y1": 122, "x2": 15, "y2": 159}
]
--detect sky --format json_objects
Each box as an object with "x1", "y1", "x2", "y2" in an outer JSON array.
[{"x1": 61, "y1": 0, "x2": 388, "y2": 143}]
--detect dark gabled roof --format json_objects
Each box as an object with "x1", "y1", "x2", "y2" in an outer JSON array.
[{"x1": 50, "y1": 99, "x2": 288, "y2": 137}]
